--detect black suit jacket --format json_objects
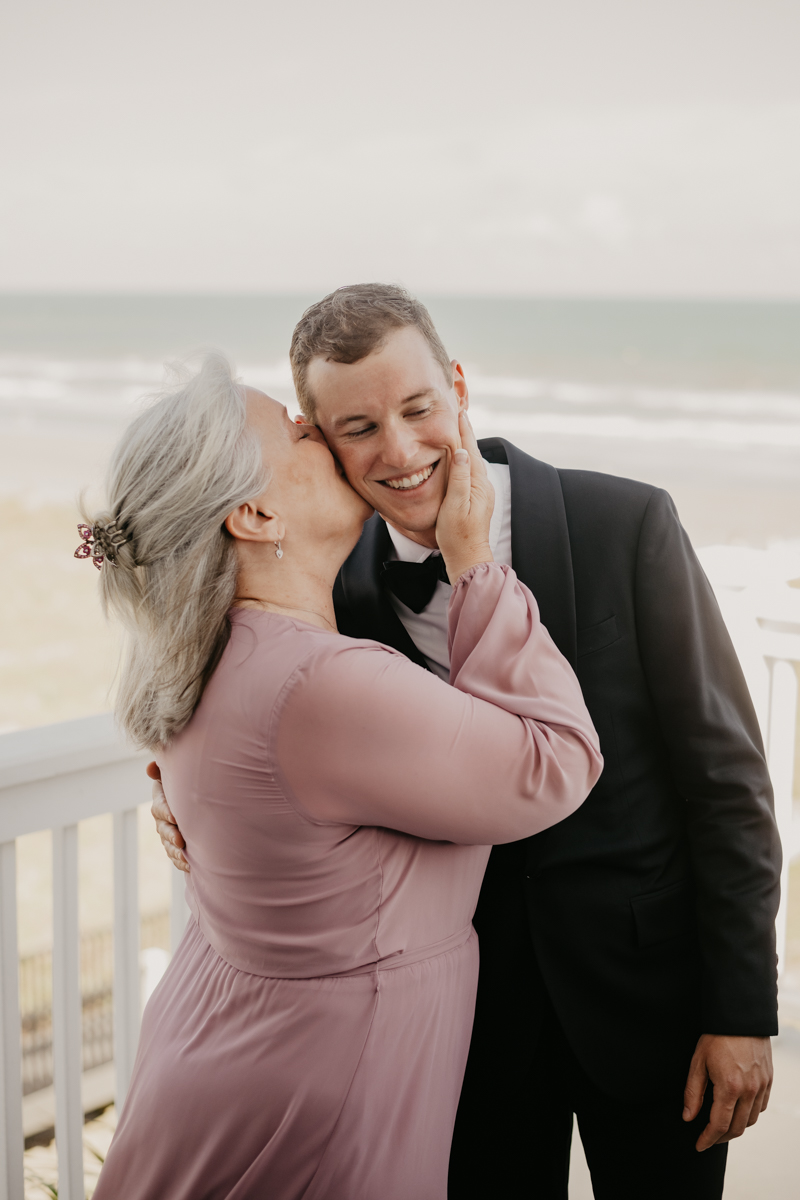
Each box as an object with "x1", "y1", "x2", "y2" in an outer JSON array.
[{"x1": 334, "y1": 438, "x2": 781, "y2": 1096}]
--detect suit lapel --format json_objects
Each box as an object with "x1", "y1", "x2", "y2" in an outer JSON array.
[
  {"x1": 480, "y1": 437, "x2": 577, "y2": 669},
  {"x1": 334, "y1": 513, "x2": 430, "y2": 667}
]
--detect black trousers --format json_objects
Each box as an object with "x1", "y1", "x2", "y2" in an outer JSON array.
[{"x1": 448, "y1": 1000, "x2": 728, "y2": 1200}]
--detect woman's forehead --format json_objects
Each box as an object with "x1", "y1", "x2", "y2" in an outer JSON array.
[{"x1": 244, "y1": 388, "x2": 286, "y2": 425}]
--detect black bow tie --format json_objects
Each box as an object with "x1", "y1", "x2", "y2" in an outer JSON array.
[{"x1": 381, "y1": 554, "x2": 450, "y2": 614}]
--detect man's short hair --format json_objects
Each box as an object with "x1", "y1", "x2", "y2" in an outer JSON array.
[{"x1": 290, "y1": 283, "x2": 453, "y2": 422}]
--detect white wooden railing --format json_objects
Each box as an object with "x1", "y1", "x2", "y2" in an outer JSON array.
[
  {"x1": 0, "y1": 715, "x2": 189, "y2": 1200},
  {"x1": 0, "y1": 562, "x2": 797, "y2": 1198},
  {"x1": 697, "y1": 546, "x2": 800, "y2": 975}
]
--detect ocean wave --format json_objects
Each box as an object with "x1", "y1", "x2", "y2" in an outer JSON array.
[
  {"x1": 466, "y1": 373, "x2": 800, "y2": 419},
  {"x1": 469, "y1": 407, "x2": 800, "y2": 447},
  {"x1": 0, "y1": 356, "x2": 297, "y2": 426},
  {"x1": 2, "y1": 357, "x2": 800, "y2": 450}
]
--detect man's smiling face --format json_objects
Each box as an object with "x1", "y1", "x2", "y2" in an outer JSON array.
[{"x1": 306, "y1": 325, "x2": 468, "y2": 548}]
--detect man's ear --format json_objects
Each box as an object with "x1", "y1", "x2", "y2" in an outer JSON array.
[
  {"x1": 225, "y1": 500, "x2": 285, "y2": 545},
  {"x1": 452, "y1": 360, "x2": 469, "y2": 412}
]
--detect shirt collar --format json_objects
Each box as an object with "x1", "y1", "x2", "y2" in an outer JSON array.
[{"x1": 386, "y1": 524, "x2": 436, "y2": 564}]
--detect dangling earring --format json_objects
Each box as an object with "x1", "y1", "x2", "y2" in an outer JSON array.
[{"x1": 274, "y1": 541, "x2": 283, "y2": 559}]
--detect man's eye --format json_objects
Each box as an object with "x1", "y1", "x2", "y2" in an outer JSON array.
[
  {"x1": 407, "y1": 407, "x2": 431, "y2": 418},
  {"x1": 348, "y1": 426, "x2": 374, "y2": 439}
]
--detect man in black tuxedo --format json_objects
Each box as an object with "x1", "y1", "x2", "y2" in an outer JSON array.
[{"x1": 153, "y1": 284, "x2": 780, "y2": 1199}]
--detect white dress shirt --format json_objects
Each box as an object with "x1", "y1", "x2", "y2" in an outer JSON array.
[{"x1": 386, "y1": 461, "x2": 513, "y2": 680}]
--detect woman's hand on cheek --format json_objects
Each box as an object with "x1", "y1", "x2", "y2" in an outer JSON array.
[{"x1": 435, "y1": 412, "x2": 495, "y2": 584}]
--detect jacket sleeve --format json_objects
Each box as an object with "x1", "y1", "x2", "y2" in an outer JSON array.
[
  {"x1": 275, "y1": 564, "x2": 602, "y2": 846},
  {"x1": 635, "y1": 488, "x2": 781, "y2": 1034}
]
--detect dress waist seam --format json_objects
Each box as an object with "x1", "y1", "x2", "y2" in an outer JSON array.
[
  {"x1": 351, "y1": 923, "x2": 474, "y2": 976},
  {"x1": 187, "y1": 918, "x2": 475, "y2": 982}
]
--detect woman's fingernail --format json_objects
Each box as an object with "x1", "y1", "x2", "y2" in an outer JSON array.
[{"x1": 453, "y1": 449, "x2": 469, "y2": 464}]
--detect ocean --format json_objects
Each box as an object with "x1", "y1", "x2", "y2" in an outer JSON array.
[
  {"x1": 2, "y1": 294, "x2": 800, "y2": 543},
  {"x1": 1, "y1": 293, "x2": 799, "y2": 731}
]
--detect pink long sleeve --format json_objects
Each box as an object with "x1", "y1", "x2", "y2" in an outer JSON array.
[{"x1": 275, "y1": 563, "x2": 602, "y2": 845}]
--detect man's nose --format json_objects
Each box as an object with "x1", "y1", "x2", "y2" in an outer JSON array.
[{"x1": 380, "y1": 422, "x2": 419, "y2": 469}]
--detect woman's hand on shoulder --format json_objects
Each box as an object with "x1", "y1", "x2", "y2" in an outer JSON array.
[{"x1": 435, "y1": 411, "x2": 494, "y2": 584}]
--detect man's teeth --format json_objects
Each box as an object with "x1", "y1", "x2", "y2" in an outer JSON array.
[{"x1": 384, "y1": 464, "x2": 435, "y2": 491}]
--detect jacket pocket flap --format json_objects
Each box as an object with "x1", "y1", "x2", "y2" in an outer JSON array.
[
  {"x1": 631, "y1": 882, "x2": 693, "y2": 949},
  {"x1": 577, "y1": 615, "x2": 620, "y2": 658}
]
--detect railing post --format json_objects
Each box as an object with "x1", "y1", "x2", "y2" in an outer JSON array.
[
  {"x1": 170, "y1": 867, "x2": 190, "y2": 957},
  {"x1": 113, "y1": 808, "x2": 140, "y2": 1110},
  {"x1": 52, "y1": 824, "x2": 85, "y2": 1200},
  {"x1": 0, "y1": 840, "x2": 24, "y2": 1200},
  {"x1": 767, "y1": 659, "x2": 799, "y2": 976}
]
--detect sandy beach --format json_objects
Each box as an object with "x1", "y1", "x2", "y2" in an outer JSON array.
[{"x1": 0, "y1": 477, "x2": 171, "y2": 957}]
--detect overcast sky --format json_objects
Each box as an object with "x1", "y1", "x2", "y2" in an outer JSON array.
[{"x1": 2, "y1": 0, "x2": 800, "y2": 295}]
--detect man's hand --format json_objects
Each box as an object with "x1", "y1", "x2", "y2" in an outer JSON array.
[
  {"x1": 683, "y1": 1033, "x2": 772, "y2": 1151},
  {"x1": 147, "y1": 762, "x2": 190, "y2": 873}
]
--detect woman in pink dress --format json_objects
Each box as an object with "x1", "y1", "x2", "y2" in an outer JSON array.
[{"x1": 86, "y1": 354, "x2": 601, "y2": 1200}]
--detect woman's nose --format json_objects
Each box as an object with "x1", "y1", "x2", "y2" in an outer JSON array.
[{"x1": 297, "y1": 421, "x2": 326, "y2": 444}]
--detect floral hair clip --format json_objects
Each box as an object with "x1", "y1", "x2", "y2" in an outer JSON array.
[{"x1": 74, "y1": 520, "x2": 129, "y2": 571}]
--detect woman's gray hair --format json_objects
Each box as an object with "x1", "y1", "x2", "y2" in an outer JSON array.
[{"x1": 85, "y1": 353, "x2": 268, "y2": 749}]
